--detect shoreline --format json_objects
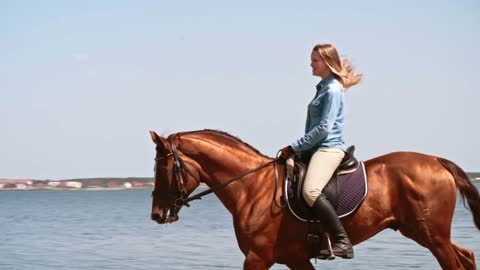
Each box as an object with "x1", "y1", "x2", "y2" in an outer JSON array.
[
  {"x1": 0, "y1": 183, "x2": 210, "y2": 192},
  {"x1": 0, "y1": 181, "x2": 476, "y2": 192},
  {"x1": 0, "y1": 187, "x2": 153, "y2": 192}
]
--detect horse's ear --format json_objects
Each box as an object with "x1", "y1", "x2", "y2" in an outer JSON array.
[{"x1": 149, "y1": 131, "x2": 161, "y2": 144}]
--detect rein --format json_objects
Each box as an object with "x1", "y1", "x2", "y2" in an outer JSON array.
[
  {"x1": 153, "y1": 139, "x2": 285, "y2": 208},
  {"x1": 183, "y1": 158, "x2": 279, "y2": 206}
]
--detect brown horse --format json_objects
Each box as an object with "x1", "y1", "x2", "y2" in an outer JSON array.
[{"x1": 149, "y1": 129, "x2": 480, "y2": 270}]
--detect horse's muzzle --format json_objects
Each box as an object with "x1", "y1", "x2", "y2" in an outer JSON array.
[{"x1": 151, "y1": 208, "x2": 179, "y2": 224}]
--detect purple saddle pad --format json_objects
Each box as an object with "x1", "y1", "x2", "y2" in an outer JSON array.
[{"x1": 284, "y1": 161, "x2": 368, "y2": 221}]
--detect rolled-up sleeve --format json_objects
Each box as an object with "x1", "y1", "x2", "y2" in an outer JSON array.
[{"x1": 291, "y1": 90, "x2": 341, "y2": 153}]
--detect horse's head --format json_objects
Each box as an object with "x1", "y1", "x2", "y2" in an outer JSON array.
[{"x1": 149, "y1": 131, "x2": 201, "y2": 224}]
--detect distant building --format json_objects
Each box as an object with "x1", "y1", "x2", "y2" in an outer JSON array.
[
  {"x1": 0, "y1": 180, "x2": 32, "y2": 190},
  {"x1": 131, "y1": 181, "x2": 154, "y2": 188},
  {"x1": 48, "y1": 181, "x2": 60, "y2": 187},
  {"x1": 58, "y1": 182, "x2": 68, "y2": 188},
  {"x1": 15, "y1": 184, "x2": 28, "y2": 190},
  {"x1": 107, "y1": 181, "x2": 119, "y2": 188},
  {"x1": 131, "y1": 181, "x2": 144, "y2": 188},
  {"x1": 144, "y1": 182, "x2": 154, "y2": 187},
  {"x1": 56, "y1": 181, "x2": 83, "y2": 188},
  {"x1": 3, "y1": 183, "x2": 16, "y2": 189},
  {"x1": 85, "y1": 181, "x2": 102, "y2": 188},
  {"x1": 65, "y1": 181, "x2": 82, "y2": 188},
  {"x1": 0, "y1": 179, "x2": 32, "y2": 185},
  {"x1": 33, "y1": 183, "x2": 46, "y2": 188},
  {"x1": 123, "y1": 182, "x2": 132, "y2": 188}
]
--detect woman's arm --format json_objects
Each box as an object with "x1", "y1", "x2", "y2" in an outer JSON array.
[{"x1": 291, "y1": 89, "x2": 342, "y2": 153}]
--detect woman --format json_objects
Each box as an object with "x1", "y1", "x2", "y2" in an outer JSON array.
[{"x1": 279, "y1": 43, "x2": 361, "y2": 259}]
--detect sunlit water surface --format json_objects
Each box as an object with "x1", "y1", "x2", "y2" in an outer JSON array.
[{"x1": 1, "y1": 184, "x2": 479, "y2": 269}]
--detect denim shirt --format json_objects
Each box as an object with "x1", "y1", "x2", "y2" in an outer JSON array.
[{"x1": 291, "y1": 76, "x2": 346, "y2": 154}]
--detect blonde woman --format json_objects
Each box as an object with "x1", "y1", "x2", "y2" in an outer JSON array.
[{"x1": 279, "y1": 43, "x2": 361, "y2": 259}]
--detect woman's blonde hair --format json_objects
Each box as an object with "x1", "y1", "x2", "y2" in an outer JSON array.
[{"x1": 313, "y1": 44, "x2": 362, "y2": 89}]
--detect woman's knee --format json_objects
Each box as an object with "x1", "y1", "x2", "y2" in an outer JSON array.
[{"x1": 302, "y1": 187, "x2": 320, "y2": 207}]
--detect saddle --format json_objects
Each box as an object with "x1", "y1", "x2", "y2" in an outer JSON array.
[
  {"x1": 283, "y1": 146, "x2": 368, "y2": 259},
  {"x1": 284, "y1": 145, "x2": 367, "y2": 221}
]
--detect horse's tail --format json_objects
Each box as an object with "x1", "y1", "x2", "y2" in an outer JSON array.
[{"x1": 438, "y1": 158, "x2": 480, "y2": 230}]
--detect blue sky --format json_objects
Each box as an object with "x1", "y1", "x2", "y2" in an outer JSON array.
[{"x1": 2, "y1": 0, "x2": 479, "y2": 179}]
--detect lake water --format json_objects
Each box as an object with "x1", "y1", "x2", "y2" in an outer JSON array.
[{"x1": 1, "y1": 184, "x2": 479, "y2": 270}]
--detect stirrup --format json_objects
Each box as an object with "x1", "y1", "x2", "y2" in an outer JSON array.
[
  {"x1": 317, "y1": 234, "x2": 354, "y2": 259},
  {"x1": 316, "y1": 233, "x2": 335, "y2": 260},
  {"x1": 319, "y1": 247, "x2": 354, "y2": 259}
]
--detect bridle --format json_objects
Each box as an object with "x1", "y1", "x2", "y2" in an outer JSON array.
[
  {"x1": 151, "y1": 139, "x2": 200, "y2": 209},
  {"x1": 151, "y1": 138, "x2": 285, "y2": 212}
]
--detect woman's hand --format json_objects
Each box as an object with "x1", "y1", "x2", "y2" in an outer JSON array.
[{"x1": 279, "y1": 145, "x2": 294, "y2": 160}]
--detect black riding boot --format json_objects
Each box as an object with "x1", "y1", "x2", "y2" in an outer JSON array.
[{"x1": 312, "y1": 194, "x2": 354, "y2": 259}]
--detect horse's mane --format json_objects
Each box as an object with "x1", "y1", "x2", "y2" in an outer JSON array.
[{"x1": 176, "y1": 129, "x2": 271, "y2": 159}]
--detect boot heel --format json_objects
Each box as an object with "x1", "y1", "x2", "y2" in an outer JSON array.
[{"x1": 336, "y1": 250, "x2": 354, "y2": 259}]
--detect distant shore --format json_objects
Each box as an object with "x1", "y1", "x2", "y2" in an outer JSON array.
[
  {"x1": 0, "y1": 176, "x2": 477, "y2": 192},
  {"x1": 0, "y1": 177, "x2": 154, "y2": 191},
  {"x1": 0, "y1": 179, "x2": 211, "y2": 191},
  {"x1": 0, "y1": 187, "x2": 155, "y2": 192},
  {"x1": 0, "y1": 185, "x2": 212, "y2": 192}
]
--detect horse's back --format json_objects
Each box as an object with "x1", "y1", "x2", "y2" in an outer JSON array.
[{"x1": 364, "y1": 151, "x2": 456, "y2": 185}]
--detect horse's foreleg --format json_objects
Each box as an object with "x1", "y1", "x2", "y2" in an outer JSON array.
[
  {"x1": 452, "y1": 243, "x2": 477, "y2": 270},
  {"x1": 285, "y1": 261, "x2": 315, "y2": 270},
  {"x1": 243, "y1": 252, "x2": 274, "y2": 270}
]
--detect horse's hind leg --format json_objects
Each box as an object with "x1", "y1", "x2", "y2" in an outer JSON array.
[
  {"x1": 398, "y1": 224, "x2": 465, "y2": 269},
  {"x1": 394, "y1": 168, "x2": 472, "y2": 269},
  {"x1": 428, "y1": 239, "x2": 465, "y2": 270},
  {"x1": 452, "y1": 243, "x2": 477, "y2": 270}
]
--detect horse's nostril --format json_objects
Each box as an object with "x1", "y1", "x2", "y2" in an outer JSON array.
[{"x1": 151, "y1": 213, "x2": 161, "y2": 220}]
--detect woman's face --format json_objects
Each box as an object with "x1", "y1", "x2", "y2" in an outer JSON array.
[{"x1": 310, "y1": 50, "x2": 330, "y2": 78}]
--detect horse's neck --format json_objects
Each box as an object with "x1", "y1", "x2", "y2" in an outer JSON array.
[
  {"x1": 207, "y1": 161, "x2": 274, "y2": 215},
  {"x1": 183, "y1": 137, "x2": 274, "y2": 215}
]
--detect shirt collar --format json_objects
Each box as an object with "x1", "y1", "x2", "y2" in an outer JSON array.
[{"x1": 316, "y1": 75, "x2": 335, "y2": 91}]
